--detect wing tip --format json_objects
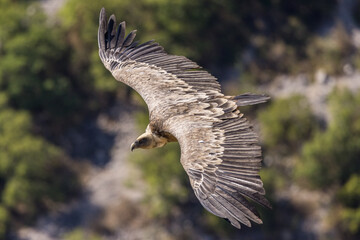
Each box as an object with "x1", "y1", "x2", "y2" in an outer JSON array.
[
  {"x1": 108, "y1": 14, "x2": 116, "y2": 27},
  {"x1": 100, "y1": 7, "x2": 105, "y2": 16},
  {"x1": 253, "y1": 192, "x2": 272, "y2": 209},
  {"x1": 99, "y1": 7, "x2": 107, "y2": 26},
  {"x1": 98, "y1": 7, "x2": 107, "y2": 50},
  {"x1": 98, "y1": 8, "x2": 131, "y2": 53}
]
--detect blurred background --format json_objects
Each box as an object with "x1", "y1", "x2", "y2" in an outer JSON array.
[{"x1": 0, "y1": 0, "x2": 360, "y2": 239}]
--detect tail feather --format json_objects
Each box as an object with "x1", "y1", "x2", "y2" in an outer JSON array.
[{"x1": 233, "y1": 93, "x2": 270, "y2": 107}]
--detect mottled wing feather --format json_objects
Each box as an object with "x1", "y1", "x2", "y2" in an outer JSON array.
[
  {"x1": 98, "y1": 8, "x2": 270, "y2": 228},
  {"x1": 166, "y1": 104, "x2": 271, "y2": 228}
]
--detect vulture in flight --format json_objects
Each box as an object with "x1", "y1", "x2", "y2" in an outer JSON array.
[{"x1": 98, "y1": 8, "x2": 271, "y2": 228}]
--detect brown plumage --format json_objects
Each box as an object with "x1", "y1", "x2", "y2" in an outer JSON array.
[{"x1": 98, "y1": 8, "x2": 271, "y2": 228}]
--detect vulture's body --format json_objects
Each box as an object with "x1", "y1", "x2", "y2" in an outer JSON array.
[{"x1": 98, "y1": 8, "x2": 271, "y2": 228}]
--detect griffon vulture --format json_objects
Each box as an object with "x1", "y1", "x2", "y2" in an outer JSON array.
[{"x1": 98, "y1": 8, "x2": 271, "y2": 228}]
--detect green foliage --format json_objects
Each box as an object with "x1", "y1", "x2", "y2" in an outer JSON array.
[
  {"x1": 0, "y1": 103, "x2": 79, "y2": 236},
  {"x1": 258, "y1": 95, "x2": 317, "y2": 154},
  {"x1": 0, "y1": 0, "x2": 127, "y2": 128},
  {"x1": 295, "y1": 89, "x2": 360, "y2": 189},
  {"x1": 132, "y1": 112, "x2": 189, "y2": 218},
  {"x1": 59, "y1": 0, "x2": 337, "y2": 77},
  {"x1": 59, "y1": 0, "x2": 141, "y2": 93},
  {"x1": 202, "y1": 210, "x2": 237, "y2": 236},
  {"x1": 239, "y1": 0, "x2": 337, "y2": 82},
  {"x1": 0, "y1": 206, "x2": 8, "y2": 239},
  {"x1": 63, "y1": 228, "x2": 101, "y2": 240},
  {"x1": 150, "y1": 0, "x2": 336, "y2": 68},
  {"x1": 0, "y1": 0, "x2": 28, "y2": 41},
  {"x1": 340, "y1": 208, "x2": 360, "y2": 236},
  {"x1": 260, "y1": 168, "x2": 286, "y2": 199},
  {"x1": 338, "y1": 175, "x2": 360, "y2": 208},
  {"x1": 338, "y1": 175, "x2": 360, "y2": 236},
  {"x1": 0, "y1": 3, "x2": 83, "y2": 123}
]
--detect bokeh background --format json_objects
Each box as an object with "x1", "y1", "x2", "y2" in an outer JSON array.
[{"x1": 1, "y1": 0, "x2": 360, "y2": 239}]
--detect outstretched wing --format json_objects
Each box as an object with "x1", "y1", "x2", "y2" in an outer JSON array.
[
  {"x1": 165, "y1": 100, "x2": 271, "y2": 228},
  {"x1": 98, "y1": 8, "x2": 222, "y2": 117},
  {"x1": 98, "y1": 8, "x2": 270, "y2": 228}
]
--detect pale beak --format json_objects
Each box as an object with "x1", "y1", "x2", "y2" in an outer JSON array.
[{"x1": 130, "y1": 141, "x2": 138, "y2": 152}]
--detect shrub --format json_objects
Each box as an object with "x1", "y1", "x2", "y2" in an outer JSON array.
[
  {"x1": 295, "y1": 89, "x2": 360, "y2": 189},
  {"x1": 0, "y1": 3, "x2": 83, "y2": 124},
  {"x1": 0, "y1": 101, "x2": 80, "y2": 236},
  {"x1": 258, "y1": 95, "x2": 317, "y2": 155},
  {"x1": 338, "y1": 175, "x2": 360, "y2": 237}
]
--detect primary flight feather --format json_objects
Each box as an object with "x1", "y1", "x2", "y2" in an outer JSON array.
[{"x1": 98, "y1": 8, "x2": 271, "y2": 228}]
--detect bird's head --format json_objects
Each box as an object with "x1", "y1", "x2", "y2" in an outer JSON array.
[
  {"x1": 130, "y1": 130, "x2": 168, "y2": 151},
  {"x1": 130, "y1": 133, "x2": 154, "y2": 151}
]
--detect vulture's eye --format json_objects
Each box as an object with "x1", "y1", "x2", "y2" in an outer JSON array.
[{"x1": 139, "y1": 138, "x2": 147, "y2": 144}]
